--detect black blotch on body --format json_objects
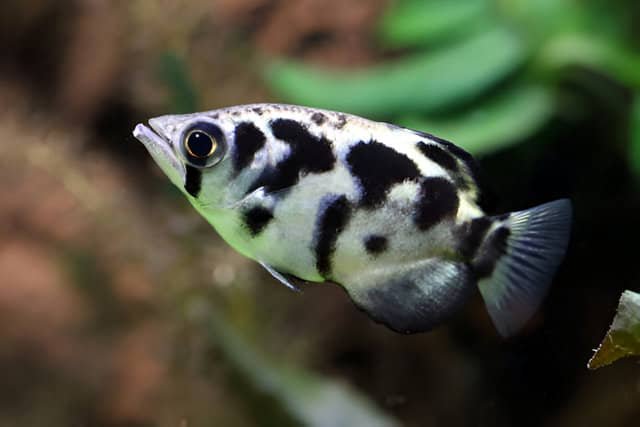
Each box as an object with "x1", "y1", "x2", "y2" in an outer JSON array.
[
  {"x1": 413, "y1": 177, "x2": 459, "y2": 230},
  {"x1": 434, "y1": 140, "x2": 480, "y2": 186},
  {"x1": 269, "y1": 119, "x2": 335, "y2": 173},
  {"x1": 252, "y1": 107, "x2": 263, "y2": 115},
  {"x1": 315, "y1": 195, "x2": 352, "y2": 276},
  {"x1": 364, "y1": 235, "x2": 388, "y2": 256},
  {"x1": 233, "y1": 122, "x2": 266, "y2": 173},
  {"x1": 473, "y1": 226, "x2": 510, "y2": 279},
  {"x1": 416, "y1": 142, "x2": 459, "y2": 172},
  {"x1": 459, "y1": 217, "x2": 493, "y2": 259},
  {"x1": 413, "y1": 130, "x2": 481, "y2": 187},
  {"x1": 184, "y1": 165, "x2": 202, "y2": 197},
  {"x1": 311, "y1": 112, "x2": 327, "y2": 125},
  {"x1": 336, "y1": 114, "x2": 347, "y2": 129},
  {"x1": 249, "y1": 119, "x2": 336, "y2": 194},
  {"x1": 243, "y1": 206, "x2": 274, "y2": 236},
  {"x1": 346, "y1": 140, "x2": 421, "y2": 208}
]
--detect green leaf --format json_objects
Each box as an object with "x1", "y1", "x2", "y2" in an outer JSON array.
[
  {"x1": 377, "y1": 0, "x2": 491, "y2": 48},
  {"x1": 192, "y1": 300, "x2": 401, "y2": 427},
  {"x1": 398, "y1": 84, "x2": 554, "y2": 156},
  {"x1": 157, "y1": 51, "x2": 199, "y2": 113},
  {"x1": 538, "y1": 33, "x2": 640, "y2": 88},
  {"x1": 265, "y1": 27, "x2": 528, "y2": 117},
  {"x1": 588, "y1": 290, "x2": 640, "y2": 369}
]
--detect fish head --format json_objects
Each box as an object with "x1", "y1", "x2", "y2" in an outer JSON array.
[{"x1": 133, "y1": 112, "x2": 235, "y2": 204}]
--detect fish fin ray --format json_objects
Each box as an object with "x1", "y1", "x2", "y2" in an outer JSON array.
[
  {"x1": 476, "y1": 199, "x2": 572, "y2": 337},
  {"x1": 224, "y1": 186, "x2": 271, "y2": 210},
  {"x1": 225, "y1": 184, "x2": 323, "y2": 216},
  {"x1": 259, "y1": 261, "x2": 302, "y2": 292}
]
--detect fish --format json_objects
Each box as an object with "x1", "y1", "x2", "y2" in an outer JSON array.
[{"x1": 133, "y1": 103, "x2": 572, "y2": 337}]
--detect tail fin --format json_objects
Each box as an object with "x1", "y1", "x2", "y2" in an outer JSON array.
[{"x1": 474, "y1": 199, "x2": 572, "y2": 337}]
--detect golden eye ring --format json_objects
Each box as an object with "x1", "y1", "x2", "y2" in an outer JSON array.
[{"x1": 184, "y1": 130, "x2": 217, "y2": 159}]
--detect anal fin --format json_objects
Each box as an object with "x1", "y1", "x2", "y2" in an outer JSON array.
[{"x1": 341, "y1": 259, "x2": 474, "y2": 334}]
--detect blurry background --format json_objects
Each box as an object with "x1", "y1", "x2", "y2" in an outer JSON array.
[{"x1": 1, "y1": 0, "x2": 640, "y2": 426}]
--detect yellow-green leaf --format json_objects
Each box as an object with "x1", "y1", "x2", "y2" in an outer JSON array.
[{"x1": 588, "y1": 290, "x2": 640, "y2": 369}]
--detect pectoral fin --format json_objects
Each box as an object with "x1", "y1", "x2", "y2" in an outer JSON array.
[
  {"x1": 259, "y1": 261, "x2": 302, "y2": 292},
  {"x1": 341, "y1": 259, "x2": 474, "y2": 334}
]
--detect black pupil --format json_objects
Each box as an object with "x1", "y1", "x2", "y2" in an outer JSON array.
[{"x1": 187, "y1": 132, "x2": 213, "y2": 158}]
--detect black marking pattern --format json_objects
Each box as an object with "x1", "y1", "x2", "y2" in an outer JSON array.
[
  {"x1": 434, "y1": 140, "x2": 480, "y2": 186},
  {"x1": 473, "y1": 226, "x2": 510, "y2": 279},
  {"x1": 184, "y1": 165, "x2": 202, "y2": 197},
  {"x1": 413, "y1": 130, "x2": 481, "y2": 188},
  {"x1": 232, "y1": 122, "x2": 266, "y2": 172},
  {"x1": 346, "y1": 140, "x2": 421, "y2": 208},
  {"x1": 459, "y1": 217, "x2": 493, "y2": 259},
  {"x1": 413, "y1": 177, "x2": 459, "y2": 230},
  {"x1": 248, "y1": 119, "x2": 336, "y2": 194},
  {"x1": 243, "y1": 206, "x2": 274, "y2": 236},
  {"x1": 315, "y1": 195, "x2": 352, "y2": 277},
  {"x1": 416, "y1": 141, "x2": 459, "y2": 172},
  {"x1": 311, "y1": 112, "x2": 327, "y2": 125},
  {"x1": 364, "y1": 235, "x2": 388, "y2": 256}
]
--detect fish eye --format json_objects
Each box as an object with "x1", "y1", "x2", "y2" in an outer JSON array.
[
  {"x1": 185, "y1": 130, "x2": 216, "y2": 158},
  {"x1": 180, "y1": 122, "x2": 226, "y2": 168}
]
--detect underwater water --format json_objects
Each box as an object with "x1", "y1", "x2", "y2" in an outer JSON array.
[{"x1": 0, "y1": 1, "x2": 639, "y2": 426}]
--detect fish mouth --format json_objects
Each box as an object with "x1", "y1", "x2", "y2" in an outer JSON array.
[{"x1": 133, "y1": 121, "x2": 185, "y2": 186}]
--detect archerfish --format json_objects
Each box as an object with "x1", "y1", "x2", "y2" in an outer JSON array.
[{"x1": 133, "y1": 103, "x2": 572, "y2": 337}]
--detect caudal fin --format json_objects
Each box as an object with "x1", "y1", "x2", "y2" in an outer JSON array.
[{"x1": 475, "y1": 199, "x2": 572, "y2": 337}]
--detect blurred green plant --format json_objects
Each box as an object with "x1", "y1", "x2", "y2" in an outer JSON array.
[
  {"x1": 377, "y1": 0, "x2": 491, "y2": 48},
  {"x1": 266, "y1": 27, "x2": 527, "y2": 118},
  {"x1": 264, "y1": 0, "x2": 640, "y2": 162},
  {"x1": 588, "y1": 290, "x2": 640, "y2": 369},
  {"x1": 186, "y1": 297, "x2": 401, "y2": 427},
  {"x1": 158, "y1": 51, "x2": 199, "y2": 114},
  {"x1": 400, "y1": 84, "x2": 553, "y2": 156},
  {"x1": 629, "y1": 94, "x2": 640, "y2": 178}
]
